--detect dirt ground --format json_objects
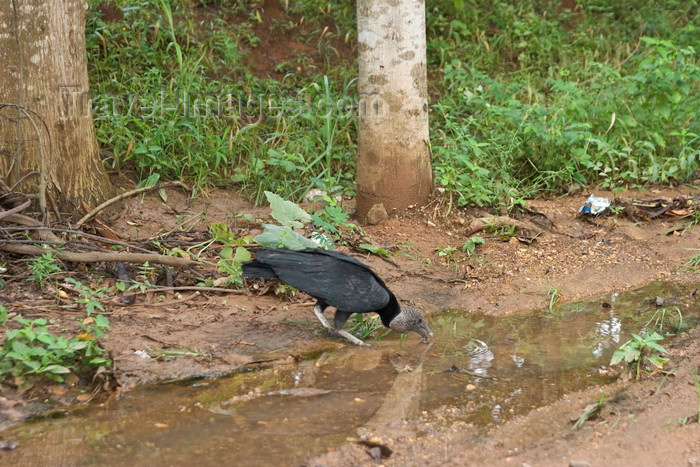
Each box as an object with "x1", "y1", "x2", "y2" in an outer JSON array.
[{"x1": 2, "y1": 184, "x2": 700, "y2": 465}]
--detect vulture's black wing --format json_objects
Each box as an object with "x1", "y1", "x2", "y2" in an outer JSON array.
[{"x1": 244, "y1": 248, "x2": 391, "y2": 313}]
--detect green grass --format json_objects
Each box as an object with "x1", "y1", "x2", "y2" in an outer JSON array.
[{"x1": 86, "y1": 0, "x2": 699, "y2": 209}]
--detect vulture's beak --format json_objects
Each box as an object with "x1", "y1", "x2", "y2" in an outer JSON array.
[{"x1": 418, "y1": 322, "x2": 434, "y2": 341}]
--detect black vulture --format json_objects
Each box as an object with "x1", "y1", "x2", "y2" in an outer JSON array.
[{"x1": 242, "y1": 248, "x2": 433, "y2": 346}]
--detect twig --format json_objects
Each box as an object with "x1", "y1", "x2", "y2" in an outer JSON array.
[
  {"x1": 0, "y1": 243, "x2": 199, "y2": 268},
  {"x1": 129, "y1": 286, "x2": 246, "y2": 295},
  {"x1": 75, "y1": 181, "x2": 190, "y2": 228},
  {"x1": 0, "y1": 199, "x2": 30, "y2": 221},
  {"x1": 2, "y1": 212, "x2": 63, "y2": 242},
  {"x1": 9, "y1": 171, "x2": 39, "y2": 191}
]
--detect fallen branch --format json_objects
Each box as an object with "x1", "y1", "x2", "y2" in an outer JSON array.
[
  {"x1": 0, "y1": 243, "x2": 199, "y2": 268},
  {"x1": 2, "y1": 212, "x2": 63, "y2": 242},
  {"x1": 127, "y1": 285, "x2": 246, "y2": 295},
  {"x1": 0, "y1": 199, "x2": 31, "y2": 221},
  {"x1": 2, "y1": 225, "x2": 157, "y2": 254},
  {"x1": 75, "y1": 181, "x2": 190, "y2": 229}
]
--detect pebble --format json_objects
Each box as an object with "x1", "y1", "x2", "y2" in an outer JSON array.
[{"x1": 569, "y1": 461, "x2": 591, "y2": 467}]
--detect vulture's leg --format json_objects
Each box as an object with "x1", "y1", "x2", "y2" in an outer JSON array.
[
  {"x1": 312, "y1": 304, "x2": 369, "y2": 346},
  {"x1": 312, "y1": 303, "x2": 333, "y2": 330},
  {"x1": 333, "y1": 310, "x2": 354, "y2": 330},
  {"x1": 333, "y1": 310, "x2": 370, "y2": 347}
]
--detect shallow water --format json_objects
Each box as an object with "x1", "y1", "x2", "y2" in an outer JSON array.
[{"x1": 4, "y1": 282, "x2": 698, "y2": 466}]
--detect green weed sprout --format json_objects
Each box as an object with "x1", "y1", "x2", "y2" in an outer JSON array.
[{"x1": 611, "y1": 331, "x2": 669, "y2": 381}]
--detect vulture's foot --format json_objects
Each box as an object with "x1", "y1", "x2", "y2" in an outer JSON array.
[{"x1": 313, "y1": 304, "x2": 370, "y2": 347}]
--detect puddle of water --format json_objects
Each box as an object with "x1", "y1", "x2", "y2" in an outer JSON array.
[{"x1": 3, "y1": 282, "x2": 698, "y2": 466}]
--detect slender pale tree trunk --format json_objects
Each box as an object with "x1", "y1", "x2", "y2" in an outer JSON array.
[
  {"x1": 355, "y1": 0, "x2": 433, "y2": 221},
  {"x1": 0, "y1": 0, "x2": 113, "y2": 219}
]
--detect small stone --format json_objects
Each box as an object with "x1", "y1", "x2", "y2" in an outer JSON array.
[
  {"x1": 0, "y1": 441, "x2": 18, "y2": 451},
  {"x1": 366, "y1": 446, "x2": 382, "y2": 461},
  {"x1": 366, "y1": 203, "x2": 388, "y2": 225},
  {"x1": 569, "y1": 461, "x2": 591, "y2": 467}
]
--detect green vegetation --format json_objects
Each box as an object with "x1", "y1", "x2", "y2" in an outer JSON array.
[
  {"x1": 572, "y1": 392, "x2": 620, "y2": 430},
  {"x1": 645, "y1": 306, "x2": 684, "y2": 336},
  {"x1": 610, "y1": 331, "x2": 668, "y2": 380},
  {"x1": 0, "y1": 305, "x2": 111, "y2": 389},
  {"x1": 346, "y1": 314, "x2": 391, "y2": 341},
  {"x1": 435, "y1": 245, "x2": 458, "y2": 265},
  {"x1": 86, "y1": 0, "x2": 357, "y2": 200},
  {"x1": 65, "y1": 278, "x2": 108, "y2": 315},
  {"x1": 683, "y1": 249, "x2": 700, "y2": 272},
  {"x1": 523, "y1": 278, "x2": 562, "y2": 313},
  {"x1": 85, "y1": 0, "x2": 699, "y2": 209},
  {"x1": 543, "y1": 282, "x2": 562, "y2": 313},
  {"x1": 27, "y1": 250, "x2": 62, "y2": 287},
  {"x1": 462, "y1": 236, "x2": 485, "y2": 256}
]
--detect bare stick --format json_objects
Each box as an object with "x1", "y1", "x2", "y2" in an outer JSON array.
[
  {"x1": 2, "y1": 225, "x2": 159, "y2": 254},
  {"x1": 0, "y1": 243, "x2": 199, "y2": 268},
  {"x1": 0, "y1": 199, "x2": 30, "y2": 221},
  {"x1": 123, "y1": 286, "x2": 245, "y2": 295},
  {"x1": 2, "y1": 212, "x2": 63, "y2": 242},
  {"x1": 75, "y1": 181, "x2": 190, "y2": 229}
]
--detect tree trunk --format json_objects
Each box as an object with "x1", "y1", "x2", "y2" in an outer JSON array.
[
  {"x1": 0, "y1": 0, "x2": 114, "y2": 219},
  {"x1": 355, "y1": 0, "x2": 433, "y2": 221}
]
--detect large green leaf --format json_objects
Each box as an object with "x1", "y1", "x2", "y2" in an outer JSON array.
[
  {"x1": 265, "y1": 191, "x2": 312, "y2": 228},
  {"x1": 254, "y1": 224, "x2": 319, "y2": 250}
]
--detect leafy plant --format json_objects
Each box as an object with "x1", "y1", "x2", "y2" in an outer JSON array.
[
  {"x1": 610, "y1": 331, "x2": 669, "y2": 380},
  {"x1": 523, "y1": 278, "x2": 562, "y2": 313},
  {"x1": 310, "y1": 195, "x2": 358, "y2": 237},
  {"x1": 435, "y1": 245, "x2": 458, "y2": 262},
  {"x1": 254, "y1": 191, "x2": 331, "y2": 250},
  {"x1": 201, "y1": 222, "x2": 255, "y2": 286},
  {"x1": 462, "y1": 236, "x2": 485, "y2": 256},
  {"x1": 65, "y1": 278, "x2": 107, "y2": 315},
  {"x1": 217, "y1": 245, "x2": 252, "y2": 286},
  {"x1": 27, "y1": 250, "x2": 62, "y2": 287},
  {"x1": 266, "y1": 190, "x2": 312, "y2": 228},
  {"x1": 346, "y1": 314, "x2": 391, "y2": 341},
  {"x1": 0, "y1": 305, "x2": 111, "y2": 387},
  {"x1": 543, "y1": 281, "x2": 562, "y2": 313}
]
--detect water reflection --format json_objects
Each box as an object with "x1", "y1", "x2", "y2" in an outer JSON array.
[{"x1": 592, "y1": 292, "x2": 622, "y2": 358}]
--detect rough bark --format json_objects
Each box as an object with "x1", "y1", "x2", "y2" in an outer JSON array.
[
  {"x1": 0, "y1": 0, "x2": 114, "y2": 219},
  {"x1": 355, "y1": 0, "x2": 433, "y2": 221}
]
